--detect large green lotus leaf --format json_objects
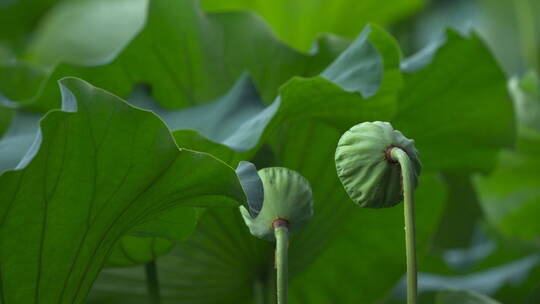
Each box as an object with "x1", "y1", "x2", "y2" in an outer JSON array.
[
  {"x1": 476, "y1": 71, "x2": 540, "y2": 242},
  {"x1": 2, "y1": 0, "x2": 347, "y2": 112},
  {"x1": 393, "y1": 30, "x2": 516, "y2": 252},
  {"x1": 394, "y1": 30, "x2": 515, "y2": 173},
  {"x1": 0, "y1": 99, "x2": 204, "y2": 270},
  {"x1": 201, "y1": 0, "x2": 424, "y2": 51},
  {"x1": 0, "y1": 47, "x2": 324, "y2": 269},
  {"x1": 392, "y1": 30, "x2": 515, "y2": 251},
  {"x1": 0, "y1": 77, "x2": 246, "y2": 304}
]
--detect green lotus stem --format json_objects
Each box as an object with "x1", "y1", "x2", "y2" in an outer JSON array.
[
  {"x1": 390, "y1": 148, "x2": 417, "y2": 304},
  {"x1": 273, "y1": 219, "x2": 289, "y2": 304},
  {"x1": 145, "y1": 260, "x2": 161, "y2": 304}
]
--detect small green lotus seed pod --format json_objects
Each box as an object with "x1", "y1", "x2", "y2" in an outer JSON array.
[
  {"x1": 334, "y1": 121, "x2": 421, "y2": 208},
  {"x1": 239, "y1": 166, "x2": 313, "y2": 241}
]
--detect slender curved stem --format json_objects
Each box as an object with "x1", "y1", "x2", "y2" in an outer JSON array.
[
  {"x1": 391, "y1": 148, "x2": 417, "y2": 304},
  {"x1": 273, "y1": 220, "x2": 289, "y2": 304},
  {"x1": 145, "y1": 260, "x2": 161, "y2": 304}
]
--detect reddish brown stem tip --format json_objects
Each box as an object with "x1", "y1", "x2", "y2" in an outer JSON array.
[
  {"x1": 385, "y1": 145, "x2": 398, "y2": 164},
  {"x1": 272, "y1": 218, "x2": 289, "y2": 229}
]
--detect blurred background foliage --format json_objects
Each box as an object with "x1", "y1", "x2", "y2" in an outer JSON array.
[{"x1": 1, "y1": 0, "x2": 539, "y2": 303}]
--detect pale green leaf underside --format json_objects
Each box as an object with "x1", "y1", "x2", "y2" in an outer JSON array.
[{"x1": 26, "y1": 0, "x2": 149, "y2": 66}]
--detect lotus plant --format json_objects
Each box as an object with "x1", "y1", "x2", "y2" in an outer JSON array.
[
  {"x1": 236, "y1": 162, "x2": 313, "y2": 304},
  {"x1": 335, "y1": 121, "x2": 421, "y2": 304}
]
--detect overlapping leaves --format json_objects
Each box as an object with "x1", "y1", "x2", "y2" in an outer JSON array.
[
  {"x1": 87, "y1": 25, "x2": 513, "y2": 304},
  {"x1": 1, "y1": 0, "x2": 347, "y2": 112},
  {"x1": 0, "y1": 1, "x2": 517, "y2": 303}
]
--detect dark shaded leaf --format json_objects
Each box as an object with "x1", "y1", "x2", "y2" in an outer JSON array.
[
  {"x1": 0, "y1": 104, "x2": 13, "y2": 137},
  {"x1": 0, "y1": 0, "x2": 58, "y2": 51},
  {"x1": 432, "y1": 174, "x2": 484, "y2": 250},
  {"x1": 88, "y1": 207, "x2": 273, "y2": 304}
]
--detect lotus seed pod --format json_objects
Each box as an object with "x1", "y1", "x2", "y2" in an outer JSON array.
[
  {"x1": 239, "y1": 167, "x2": 313, "y2": 241},
  {"x1": 335, "y1": 121, "x2": 421, "y2": 208}
]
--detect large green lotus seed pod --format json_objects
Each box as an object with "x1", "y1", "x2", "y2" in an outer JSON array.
[
  {"x1": 335, "y1": 121, "x2": 421, "y2": 208},
  {"x1": 237, "y1": 164, "x2": 313, "y2": 241}
]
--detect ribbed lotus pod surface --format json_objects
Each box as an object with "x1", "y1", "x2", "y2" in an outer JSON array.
[
  {"x1": 335, "y1": 121, "x2": 421, "y2": 208},
  {"x1": 239, "y1": 167, "x2": 313, "y2": 241}
]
